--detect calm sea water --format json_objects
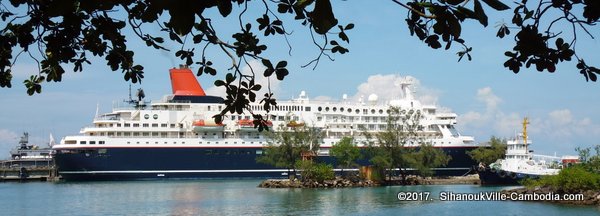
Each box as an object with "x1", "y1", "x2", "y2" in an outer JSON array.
[{"x1": 0, "y1": 180, "x2": 598, "y2": 215}]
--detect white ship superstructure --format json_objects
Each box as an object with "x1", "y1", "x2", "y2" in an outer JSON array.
[{"x1": 52, "y1": 66, "x2": 478, "y2": 180}]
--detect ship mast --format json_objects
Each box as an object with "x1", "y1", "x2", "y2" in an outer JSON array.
[{"x1": 523, "y1": 117, "x2": 529, "y2": 152}]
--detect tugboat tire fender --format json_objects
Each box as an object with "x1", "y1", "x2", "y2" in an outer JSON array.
[{"x1": 498, "y1": 171, "x2": 506, "y2": 178}]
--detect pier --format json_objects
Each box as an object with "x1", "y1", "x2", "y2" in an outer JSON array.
[{"x1": 0, "y1": 159, "x2": 59, "y2": 182}]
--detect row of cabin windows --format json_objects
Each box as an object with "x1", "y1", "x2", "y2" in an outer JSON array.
[
  {"x1": 249, "y1": 105, "x2": 311, "y2": 112},
  {"x1": 108, "y1": 123, "x2": 180, "y2": 128},
  {"x1": 229, "y1": 115, "x2": 299, "y2": 122},
  {"x1": 317, "y1": 107, "x2": 387, "y2": 115},
  {"x1": 121, "y1": 141, "x2": 266, "y2": 145},
  {"x1": 79, "y1": 141, "x2": 105, "y2": 144}
]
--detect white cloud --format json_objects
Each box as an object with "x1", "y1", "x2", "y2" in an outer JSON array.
[
  {"x1": 477, "y1": 87, "x2": 501, "y2": 110},
  {"x1": 204, "y1": 60, "x2": 282, "y2": 98},
  {"x1": 321, "y1": 74, "x2": 441, "y2": 105},
  {"x1": 457, "y1": 87, "x2": 600, "y2": 154}
]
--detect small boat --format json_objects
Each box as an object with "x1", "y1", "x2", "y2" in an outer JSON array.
[
  {"x1": 286, "y1": 121, "x2": 305, "y2": 128},
  {"x1": 9, "y1": 132, "x2": 53, "y2": 160},
  {"x1": 237, "y1": 119, "x2": 272, "y2": 131},
  {"x1": 192, "y1": 119, "x2": 225, "y2": 132},
  {"x1": 476, "y1": 118, "x2": 579, "y2": 185}
]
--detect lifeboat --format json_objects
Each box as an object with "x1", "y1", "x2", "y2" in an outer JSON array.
[
  {"x1": 237, "y1": 119, "x2": 272, "y2": 131},
  {"x1": 286, "y1": 121, "x2": 305, "y2": 128},
  {"x1": 192, "y1": 119, "x2": 225, "y2": 132}
]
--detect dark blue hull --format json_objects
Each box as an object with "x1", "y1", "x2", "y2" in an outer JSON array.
[
  {"x1": 475, "y1": 166, "x2": 541, "y2": 185},
  {"x1": 54, "y1": 146, "x2": 478, "y2": 181}
]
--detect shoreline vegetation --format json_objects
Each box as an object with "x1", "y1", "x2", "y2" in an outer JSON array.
[
  {"x1": 256, "y1": 107, "x2": 459, "y2": 188},
  {"x1": 501, "y1": 145, "x2": 600, "y2": 206}
]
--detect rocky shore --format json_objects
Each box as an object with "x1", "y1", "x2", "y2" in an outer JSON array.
[
  {"x1": 259, "y1": 177, "x2": 379, "y2": 188},
  {"x1": 258, "y1": 175, "x2": 480, "y2": 188},
  {"x1": 502, "y1": 187, "x2": 600, "y2": 206}
]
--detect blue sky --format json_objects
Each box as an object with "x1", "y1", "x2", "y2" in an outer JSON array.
[{"x1": 0, "y1": 1, "x2": 599, "y2": 157}]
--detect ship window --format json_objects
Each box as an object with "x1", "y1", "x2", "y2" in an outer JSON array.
[
  {"x1": 305, "y1": 106, "x2": 311, "y2": 111},
  {"x1": 256, "y1": 150, "x2": 263, "y2": 155},
  {"x1": 133, "y1": 123, "x2": 139, "y2": 127},
  {"x1": 89, "y1": 141, "x2": 96, "y2": 144},
  {"x1": 153, "y1": 114, "x2": 158, "y2": 119},
  {"x1": 161, "y1": 123, "x2": 167, "y2": 127},
  {"x1": 170, "y1": 124, "x2": 176, "y2": 128},
  {"x1": 182, "y1": 142, "x2": 185, "y2": 144},
  {"x1": 124, "y1": 123, "x2": 130, "y2": 127},
  {"x1": 127, "y1": 142, "x2": 131, "y2": 144},
  {"x1": 318, "y1": 107, "x2": 322, "y2": 111},
  {"x1": 152, "y1": 123, "x2": 158, "y2": 127},
  {"x1": 164, "y1": 142, "x2": 167, "y2": 144},
  {"x1": 98, "y1": 149, "x2": 107, "y2": 154},
  {"x1": 133, "y1": 132, "x2": 140, "y2": 136},
  {"x1": 379, "y1": 109, "x2": 383, "y2": 114},
  {"x1": 155, "y1": 142, "x2": 158, "y2": 144},
  {"x1": 348, "y1": 108, "x2": 352, "y2": 113},
  {"x1": 80, "y1": 141, "x2": 86, "y2": 144},
  {"x1": 117, "y1": 123, "x2": 121, "y2": 127},
  {"x1": 144, "y1": 114, "x2": 149, "y2": 119},
  {"x1": 99, "y1": 141, "x2": 105, "y2": 144},
  {"x1": 355, "y1": 109, "x2": 360, "y2": 114},
  {"x1": 325, "y1": 107, "x2": 329, "y2": 112},
  {"x1": 146, "y1": 142, "x2": 149, "y2": 144},
  {"x1": 340, "y1": 108, "x2": 344, "y2": 112},
  {"x1": 136, "y1": 142, "x2": 140, "y2": 144},
  {"x1": 371, "y1": 109, "x2": 376, "y2": 114}
]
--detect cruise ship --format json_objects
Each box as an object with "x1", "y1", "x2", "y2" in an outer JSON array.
[{"x1": 52, "y1": 66, "x2": 479, "y2": 180}]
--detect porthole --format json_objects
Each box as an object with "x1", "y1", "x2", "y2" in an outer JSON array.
[
  {"x1": 325, "y1": 107, "x2": 330, "y2": 112},
  {"x1": 144, "y1": 114, "x2": 149, "y2": 119},
  {"x1": 379, "y1": 109, "x2": 383, "y2": 114},
  {"x1": 333, "y1": 107, "x2": 337, "y2": 112},
  {"x1": 340, "y1": 108, "x2": 344, "y2": 112},
  {"x1": 318, "y1": 107, "x2": 322, "y2": 111},
  {"x1": 153, "y1": 114, "x2": 158, "y2": 119},
  {"x1": 355, "y1": 109, "x2": 360, "y2": 114},
  {"x1": 371, "y1": 109, "x2": 376, "y2": 114}
]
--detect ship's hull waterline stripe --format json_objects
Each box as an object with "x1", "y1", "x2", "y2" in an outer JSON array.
[{"x1": 60, "y1": 167, "x2": 471, "y2": 174}]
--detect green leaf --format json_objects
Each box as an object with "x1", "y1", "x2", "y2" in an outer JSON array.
[
  {"x1": 456, "y1": 6, "x2": 477, "y2": 19},
  {"x1": 481, "y1": 0, "x2": 510, "y2": 11},
  {"x1": 217, "y1": 0, "x2": 233, "y2": 17},
  {"x1": 309, "y1": 0, "x2": 338, "y2": 34},
  {"x1": 214, "y1": 80, "x2": 226, "y2": 87},
  {"x1": 295, "y1": 0, "x2": 316, "y2": 9},
  {"x1": 473, "y1": 0, "x2": 488, "y2": 27},
  {"x1": 261, "y1": 59, "x2": 273, "y2": 69},
  {"x1": 345, "y1": 23, "x2": 354, "y2": 30},
  {"x1": 276, "y1": 61, "x2": 287, "y2": 68}
]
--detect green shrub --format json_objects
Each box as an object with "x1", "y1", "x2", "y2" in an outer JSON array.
[
  {"x1": 523, "y1": 166, "x2": 600, "y2": 193},
  {"x1": 296, "y1": 160, "x2": 335, "y2": 183}
]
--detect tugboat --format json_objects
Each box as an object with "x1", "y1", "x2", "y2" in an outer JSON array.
[
  {"x1": 9, "y1": 132, "x2": 53, "y2": 160},
  {"x1": 476, "y1": 118, "x2": 579, "y2": 185},
  {"x1": 1, "y1": 133, "x2": 55, "y2": 181}
]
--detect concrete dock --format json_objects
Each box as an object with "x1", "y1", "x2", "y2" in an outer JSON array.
[{"x1": 0, "y1": 159, "x2": 59, "y2": 182}]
